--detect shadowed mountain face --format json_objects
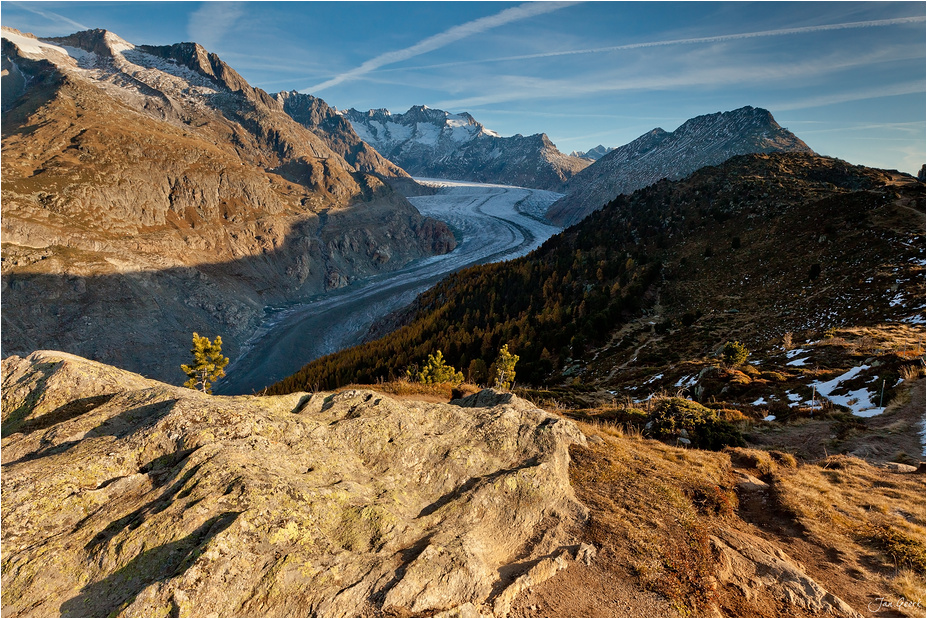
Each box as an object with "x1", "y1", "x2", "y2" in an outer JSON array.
[
  {"x1": 547, "y1": 106, "x2": 816, "y2": 227},
  {"x1": 0, "y1": 28, "x2": 454, "y2": 383},
  {"x1": 342, "y1": 105, "x2": 591, "y2": 191}
]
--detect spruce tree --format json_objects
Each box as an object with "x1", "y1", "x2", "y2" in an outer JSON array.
[{"x1": 181, "y1": 332, "x2": 229, "y2": 394}]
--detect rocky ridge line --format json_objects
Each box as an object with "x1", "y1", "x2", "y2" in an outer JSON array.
[
  {"x1": 342, "y1": 105, "x2": 591, "y2": 192},
  {"x1": 547, "y1": 106, "x2": 816, "y2": 227}
]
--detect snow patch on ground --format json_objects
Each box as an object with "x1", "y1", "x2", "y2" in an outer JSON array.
[
  {"x1": 2, "y1": 29, "x2": 70, "y2": 59},
  {"x1": 413, "y1": 123, "x2": 441, "y2": 146},
  {"x1": 811, "y1": 364, "x2": 885, "y2": 417},
  {"x1": 675, "y1": 375, "x2": 698, "y2": 388}
]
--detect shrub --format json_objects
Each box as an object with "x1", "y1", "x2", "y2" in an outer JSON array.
[
  {"x1": 646, "y1": 397, "x2": 745, "y2": 450},
  {"x1": 721, "y1": 341, "x2": 749, "y2": 367},
  {"x1": 406, "y1": 350, "x2": 464, "y2": 385}
]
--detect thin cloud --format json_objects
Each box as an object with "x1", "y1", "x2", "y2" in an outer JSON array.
[
  {"x1": 9, "y1": 2, "x2": 89, "y2": 32},
  {"x1": 772, "y1": 82, "x2": 925, "y2": 111},
  {"x1": 388, "y1": 15, "x2": 926, "y2": 73},
  {"x1": 795, "y1": 121, "x2": 925, "y2": 135},
  {"x1": 188, "y1": 2, "x2": 246, "y2": 51},
  {"x1": 303, "y1": 1, "x2": 576, "y2": 93},
  {"x1": 430, "y1": 43, "x2": 922, "y2": 109}
]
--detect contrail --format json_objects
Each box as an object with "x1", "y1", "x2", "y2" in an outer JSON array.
[
  {"x1": 10, "y1": 1, "x2": 90, "y2": 32},
  {"x1": 303, "y1": 1, "x2": 577, "y2": 93},
  {"x1": 390, "y1": 15, "x2": 927, "y2": 72}
]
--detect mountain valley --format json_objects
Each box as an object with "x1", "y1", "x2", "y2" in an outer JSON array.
[
  {"x1": 1, "y1": 27, "x2": 455, "y2": 383},
  {"x1": 1, "y1": 20, "x2": 925, "y2": 619}
]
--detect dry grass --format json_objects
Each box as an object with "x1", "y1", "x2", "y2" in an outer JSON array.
[
  {"x1": 332, "y1": 379, "x2": 481, "y2": 402},
  {"x1": 893, "y1": 569, "x2": 927, "y2": 607},
  {"x1": 569, "y1": 434, "x2": 736, "y2": 615},
  {"x1": 769, "y1": 454, "x2": 926, "y2": 596},
  {"x1": 900, "y1": 363, "x2": 925, "y2": 382}
]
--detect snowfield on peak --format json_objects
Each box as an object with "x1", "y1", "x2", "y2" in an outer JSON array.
[{"x1": 342, "y1": 106, "x2": 588, "y2": 191}]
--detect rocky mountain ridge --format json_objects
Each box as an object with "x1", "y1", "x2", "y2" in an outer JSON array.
[
  {"x1": 547, "y1": 106, "x2": 816, "y2": 226},
  {"x1": 342, "y1": 105, "x2": 591, "y2": 191},
  {"x1": 569, "y1": 144, "x2": 614, "y2": 161},
  {"x1": 0, "y1": 27, "x2": 454, "y2": 383}
]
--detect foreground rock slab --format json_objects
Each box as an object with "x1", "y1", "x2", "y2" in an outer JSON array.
[{"x1": 1, "y1": 351, "x2": 587, "y2": 617}]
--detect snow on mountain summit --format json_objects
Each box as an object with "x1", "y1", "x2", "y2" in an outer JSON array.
[{"x1": 342, "y1": 105, "x2": 587, "y2": 191}]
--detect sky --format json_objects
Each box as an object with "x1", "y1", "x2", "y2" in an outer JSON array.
[{"x1": 2, "y1": 1, "x2": 925, "y2": 173}]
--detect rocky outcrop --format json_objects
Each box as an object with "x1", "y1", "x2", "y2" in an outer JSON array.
[
  {"x1": 0, "y1": 27, "x2": 454, "y2": 383},
  {"x1": 343, "y1": 106, "x2": 591, "y2": 191},
  {"x1": 547, "y1": 106, "x2": 816, "y2": 227},
  {"x1": 711, "y1": 528, "x2": 860, "y2": 617},
  {"x1": 1, "y1": 351, "x2": 588, "y2": 617},
  {"x1": 276, "y1": 90, "x2": 409, "y2": 180}
]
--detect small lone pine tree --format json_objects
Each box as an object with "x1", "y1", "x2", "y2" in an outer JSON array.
[
  {"x1": 721, "y1": 340, "x2": 749, "y2": 367},
  {"x1": 407, "y1": 350, "x2": 464, "y2": 384},
  {"x1": 490, "y1": 344, "x2": 519, "y2": 391},
  {"x1": 181, "y1": 332, "x2": 229, "y2": 394}
]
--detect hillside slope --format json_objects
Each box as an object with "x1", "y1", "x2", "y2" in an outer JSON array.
[
  {"x1": 343, "y1": 105, "x2": 591, "y2": 191},
  {"x1": 4, "y1": 350, "x2": 923, "y2": 617},
  {"x1": 547, "y1": 106, "x2": 815, "y2": 227},
  {"x1": 270, "y1": 153, "x2": 924, "y2": 416},
  {"x1": 0, "y1": 28, "x2": 454, "y2": 382}
]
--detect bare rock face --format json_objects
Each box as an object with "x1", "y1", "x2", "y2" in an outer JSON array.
[
  {"x1": 1, "y1": 351, "x2": 588, "y2": 617},
  {"x1": 0, "y1": 27, "x2": 454, "y2": 383},
  {"x1": 547, "y1": 106, "x2": 816, "y2": 227},
  {"x1": 711, "y1": 528, "x2": 860, "y2": 618}
]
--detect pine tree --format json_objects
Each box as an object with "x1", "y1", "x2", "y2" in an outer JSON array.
[
  {"x1": 181, "y1": 332, "x2": 229, "y2": 394},
  {"x1": 721, "y1": 340, "x2": 749, "y2": 367},
  {"x1": 406, "y1": 350, "x2": 464, "y2": 385},
  {"x1": 490, "y1": 344, "x2": 519, "y2": 391}
]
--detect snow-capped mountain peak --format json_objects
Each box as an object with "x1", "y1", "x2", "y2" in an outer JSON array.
[{"x1": 341, "y1": 105, "x2": 586, "y2": 191}]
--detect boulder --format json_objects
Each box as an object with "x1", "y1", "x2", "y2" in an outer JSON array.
[{"x1": 1, "y1": 351, "x2": 587, "y2": 617}]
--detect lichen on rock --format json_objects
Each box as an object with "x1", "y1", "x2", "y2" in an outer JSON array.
[{"x1": 1, "y1": 351, "x2": 587, "y2": 617}]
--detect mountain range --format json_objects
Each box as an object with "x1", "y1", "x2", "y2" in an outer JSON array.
[
  {"x1": 0, "y1": 27, "x2": 454, "y2": 382},
  {"x1": 570, "y1": 144, "x2": 615, "y2": 160},
  {"x1": 342, "y1": 106, "x2": 591, "y2": 191},
  {"x1": 2, "y1": 24, "x2": 925, "y2": 619},
  {"x1": 546, "y1": 106, "x2": 815, "y2": 227}
]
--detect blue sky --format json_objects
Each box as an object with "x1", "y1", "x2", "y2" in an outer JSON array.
[{"x1": 3, "y1": 1, "x2": 924, "y2": 173}]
